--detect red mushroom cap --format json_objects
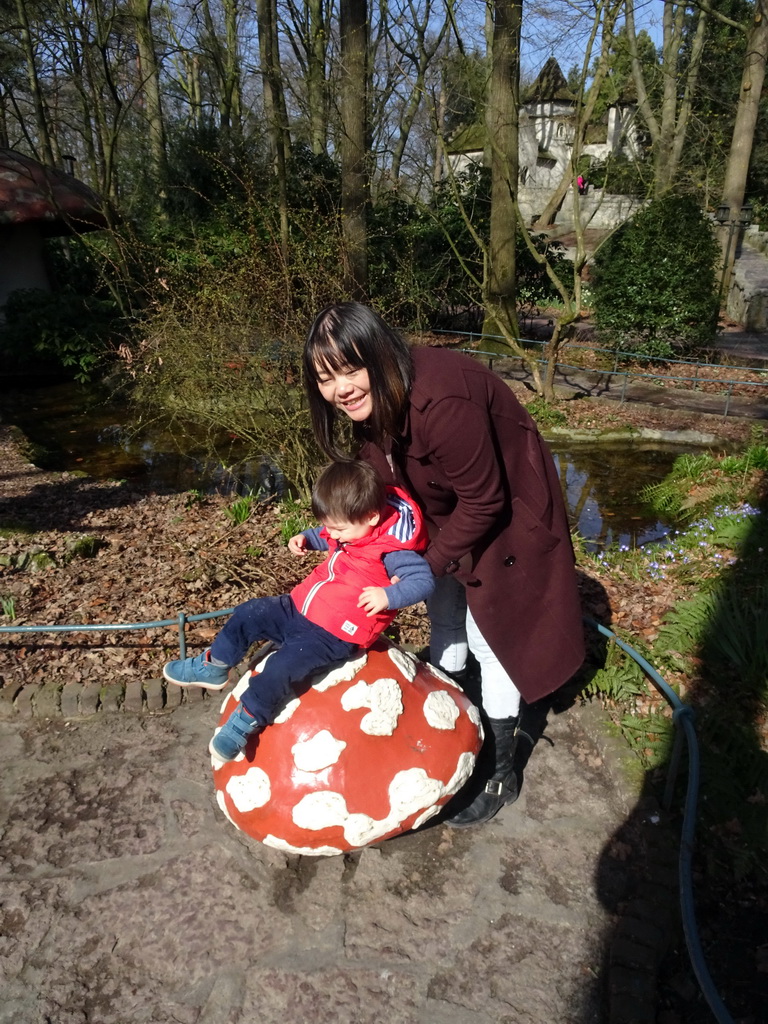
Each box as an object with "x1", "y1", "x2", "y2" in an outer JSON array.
[
  {"x1": 0, "y1": 148, "x2": 109, "y2": 236},
  {"x1": 211, "y1": 640, "x2": 483, "y2": 855}
]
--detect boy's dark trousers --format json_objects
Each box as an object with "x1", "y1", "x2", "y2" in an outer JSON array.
[{"x1": 209, "y1": 594, "x2": 358, "y2": 724}]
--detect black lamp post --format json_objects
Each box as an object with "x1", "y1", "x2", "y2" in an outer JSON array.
[{"x1": 716, "y1": 201, "x2": 754, "y2": 306}]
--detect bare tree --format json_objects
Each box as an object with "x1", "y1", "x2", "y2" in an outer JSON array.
[
  {"x1": 13, "y1": 0, "x2": 56, "y2": 164},
  {"x1": 625, "y1": 0, "x2": 708, "y2": 194},
  {"x1": 387, "y1": 0, "x2": 452, "y2": 185},
  {"x1": 483, "y1": 0, "x2": 522, "y2": 343},
  {"x1": 281, "y1": 0, "x2": 333, "y2": 154},
  {"x1": 257, "y1": 0, "x2": 291, "y2": 257},
  {"x1": 717, "y1": 0, "x2": 768, "y2": 296},
  {"x1": 130, "y1": 0, "x2": 169, "y2": 207},
  {"x1": 533, "y1": 0, "x2": 622, "y2": 229},
  {"x1": 339, "y1": 0, "x2": 369, "y2": 297}
]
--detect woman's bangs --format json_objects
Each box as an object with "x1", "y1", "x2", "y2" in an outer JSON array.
[{"x1": 308, "y1": 332, "x2": 364, "y2": 380}]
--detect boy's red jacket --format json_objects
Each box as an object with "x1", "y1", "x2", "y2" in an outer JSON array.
[{"x1": 290, "y1": 486, "x2": 428, "y2": 646}]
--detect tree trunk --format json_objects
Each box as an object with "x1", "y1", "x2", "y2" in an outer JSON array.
[
  {"x1": 256, "y1": 0, "x2": 291, "y2": 260},
  {"x1": 85, "y1": 1, "x2": 123, "y2": 208},
  {"x1": 626, "y1": 0, "x2": 708, "y2": 195},
  {"x1": 718, "y1": 0, "x2": 768, "y2": 300},
  {"x1": 131, "y1": 0, "x2": 168, "y2": 211},
  {"x1": 307, "y1": 0, "x2": 330, "y2": 155},
  {"x1": 432, "y1": 74, "x2": 447, "y2": 186},
  {"x1": 201, "y1": 0, "x2": 244, "y2": 145},
  {"x1": 339, "y1": 0, "x2": 369, "y2": 299},
  {"x1": 222, "y1": 0, "x2": 244, "y2": 148},
  {"x1": 482, "y1": 0, "x2": 521, "y2": 345},
  {"x1": 15, "y1": 0, "x2": 56, "y2": 165}
]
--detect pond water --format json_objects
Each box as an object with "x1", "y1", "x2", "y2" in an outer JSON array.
[{"x1": 0, "y1": 380, "x2": 700, "y2": 551}]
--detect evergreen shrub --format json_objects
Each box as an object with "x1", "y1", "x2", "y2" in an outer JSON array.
[{"x1": 590, "y1": 194, "x2": 720, "y2": 358}]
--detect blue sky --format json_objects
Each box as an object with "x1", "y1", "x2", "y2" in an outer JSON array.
[{"x1": 518, "y1": 0, "x2": 664, "y2": 78}]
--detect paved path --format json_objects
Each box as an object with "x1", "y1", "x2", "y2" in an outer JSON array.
[
  {"x1": 0, "y1": 686, "x2": 674, "y2": 1024},
  {"x1": 487, "y1": 349, "x2": 768, "y2": 422}
]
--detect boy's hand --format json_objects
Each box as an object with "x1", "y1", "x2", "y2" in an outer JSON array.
[
  {"x1": 288, "y1": 533, "x2": 307, "y2": 556},
  {"x1": 358, "y1": 586, "x2": 389, "y2": 616}
]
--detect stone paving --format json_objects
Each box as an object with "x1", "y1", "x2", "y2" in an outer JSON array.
[{"x1": 0, "y1": 682, "x2": 673, "y2": 1024}]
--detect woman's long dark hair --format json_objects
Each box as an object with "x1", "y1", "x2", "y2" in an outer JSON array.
[{"x1": 303, "y1": 302, "x2": 413, "y2": 459}]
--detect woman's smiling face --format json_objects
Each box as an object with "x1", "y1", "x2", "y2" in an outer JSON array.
[{"x1": 314, "y1": 361, "x2": 373, "y2": 422}]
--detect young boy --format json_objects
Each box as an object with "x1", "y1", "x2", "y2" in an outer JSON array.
[{"x1": 163, "y1": 461, "x2": 434, "y2": 762}]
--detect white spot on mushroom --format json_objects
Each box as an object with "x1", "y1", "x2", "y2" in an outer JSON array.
[
  {"x1": 411, "y1": 804, "x2": 442, "y2": 830},
  {"x1": 292, "y1": 790, "x2": 349, "y2": 830},
  {"x1": 387, "y1": 646, "x2": 417, "y2": 681},
  {"x1": 226, "y1": 767, "x2": 272, "y2": 812},
  {"x1": 423, "y1": 690, "x2": 460, "y2": 730},
  {"x1": 467, "y1": 705, "x2": 483, "y2": 731},
  {"x1": 263, "y1": 835, "x2": 343, "y2": 857},
  {"x1": 424, "y1": 662, "x2": 462, "y2": 690},
  {"x1": 274, "y1": 698, "x2": 300, "y2": 723},
  {"x1": 388, "y1": 768, "x2": 445, "y2": 818},
  {"x1": 292, "y1": 791, "x2": 396, "y2": 847},
  {"x1": 341, "y1": 678, "x2": 403, "y2": 735},
  {"x1": 344, "y1": 814, "x2": 391, "y2": 847},
  {"x1": 292, "y1": 730, "x2": 347, "y2": 772},
  {"x1": 216, "y1": 790, "x2": 241, "y2": 830},
  {"x1": 312, "y1": 652, "x2": 368, "y2": 691},
  {"x1": 447, "y1": 750, "x2": 476, "y2": 792}
]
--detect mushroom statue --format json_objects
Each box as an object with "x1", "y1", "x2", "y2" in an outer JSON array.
[{"x1": 211, "y1": 640, "x2": 483, "y2": 855}]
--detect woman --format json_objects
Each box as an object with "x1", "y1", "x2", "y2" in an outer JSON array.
[{"x1": 303, "y1": 302, "x2": 585, "y2": 826}]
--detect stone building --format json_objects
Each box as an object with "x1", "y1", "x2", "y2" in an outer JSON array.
[{"x1": 447, "y1": 58, "x2": 642, "y2": 230}]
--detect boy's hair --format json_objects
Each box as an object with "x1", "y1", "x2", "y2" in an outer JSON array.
[{"x1": 311, "y1": 460, "x2": 386, "y2": 523}]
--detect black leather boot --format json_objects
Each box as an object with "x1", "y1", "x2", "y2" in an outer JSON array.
[{"x1": 446, "y1": 715, "x2": 520, "y2": 828}]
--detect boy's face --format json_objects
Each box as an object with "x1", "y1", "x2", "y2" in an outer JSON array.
[{"x1": 322, "y1": 511, "x2": 380, "y2": 544}]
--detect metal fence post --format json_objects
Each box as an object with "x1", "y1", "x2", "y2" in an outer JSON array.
[
  {"x1": 723, "y1": 384, "x2": 733, "y2": 419},
  {"x1": 178, "y1": 612, "x2": 187, "y2": 659}
]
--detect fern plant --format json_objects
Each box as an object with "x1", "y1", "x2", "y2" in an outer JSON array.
[{"x1": 642, "y1": 441, "x2": 768, "y2": 521}]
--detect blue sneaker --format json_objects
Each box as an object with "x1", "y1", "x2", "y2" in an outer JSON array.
[
  {"x1": 163, "y1": 649, "x2": 230, "y2": 690},
  {"x1": 209, "y1": 704, "x2": 263, "y2": 762}
]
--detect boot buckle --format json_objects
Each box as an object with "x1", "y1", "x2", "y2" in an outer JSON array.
[{"x1": 484, "y1": 779, "x2": 504, "y2": 797}]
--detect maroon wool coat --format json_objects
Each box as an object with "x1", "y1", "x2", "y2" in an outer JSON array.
[{"x1": 360, "y1": 346, "x2": 585, "y2": 704}]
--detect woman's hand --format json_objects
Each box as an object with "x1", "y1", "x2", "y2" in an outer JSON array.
[
  {"x1": 358, "y1": 586, "x2": 389, "y2": 616},
  {"x1": 288, "y1": 533, "x2": 307, "y2": 556}
]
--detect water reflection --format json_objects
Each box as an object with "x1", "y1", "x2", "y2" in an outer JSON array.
[
  {"x1": 549, "y1": 440, "x2": 693, "y2": 552},
  {"x1": 1, "y1": 381, "x2": 704, "y2": 549},
  {"x1": 0, "y1": 380, "x2": 285, "y2": 497}
]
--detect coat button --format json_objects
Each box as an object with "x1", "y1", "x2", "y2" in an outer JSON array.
[
  {"x1": 504, "y1": 555, "x2": 516, "y2": 566},
  {"x1": 427, "y1": 480, "x2": 441, "y2": 489}
]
